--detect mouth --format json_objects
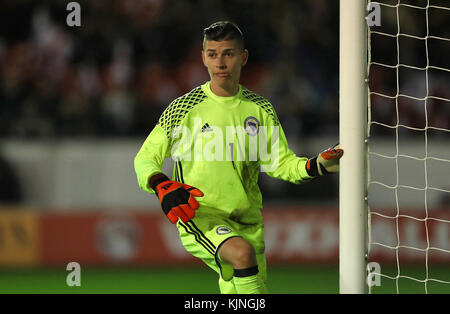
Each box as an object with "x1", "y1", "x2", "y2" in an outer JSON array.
[{"x1": 215, "y1": 73, "x2": 230, "y2": 78}]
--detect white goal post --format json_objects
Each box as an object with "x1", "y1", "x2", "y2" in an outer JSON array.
[{"x1": 339, "y1": 0, "x2": 369, "y2": 294}]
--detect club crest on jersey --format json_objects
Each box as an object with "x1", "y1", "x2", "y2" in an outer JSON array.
[
  {"x1": 216, "y1": 226, "x2": 232, "y2": 235},
  {"x1": 244, "y1": 116, "x2": 259, "y2": 136}
]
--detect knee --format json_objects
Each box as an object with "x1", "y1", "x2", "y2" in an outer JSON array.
[
  {"x1": 233, "y1": 242, "x2": 256, "y2": 267},
  {"x1": 219, "y1": 237, "x2": 256, "y2": 269}
]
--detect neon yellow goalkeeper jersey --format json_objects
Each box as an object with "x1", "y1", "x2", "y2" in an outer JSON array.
[{"x1": 134, "y1": 81, "x2": 311, "y2": 225}]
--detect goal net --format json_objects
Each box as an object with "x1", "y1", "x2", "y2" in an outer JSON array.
[{"x1": 367, "y1": 0, "x2": 450, "y2": 293}]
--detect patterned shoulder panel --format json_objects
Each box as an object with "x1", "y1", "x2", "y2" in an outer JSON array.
[
  {"x1": 242, "y1": 88, "x2": 280, "y2": 126},
  {"x1": 158, "y1": 86, "x2": 207, "y2": 137}
]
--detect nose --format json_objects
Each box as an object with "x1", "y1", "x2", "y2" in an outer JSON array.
[{"x1": 216, "y1": 56, "x2": 226, "y2": 69}]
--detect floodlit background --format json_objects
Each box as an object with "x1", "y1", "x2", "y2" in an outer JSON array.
[{"x1": 0, "y1": 0, "x2": 448, "y2": 293}]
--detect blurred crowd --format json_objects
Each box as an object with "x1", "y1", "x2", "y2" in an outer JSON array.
[
  {"x1": 1, "y1": 0, "x2": 449, "y2": 205},
  {"x1": 368, "y1": 1, "x2": 450, "y2": 138},
  {"x1": 0, "y1": 0, "x2": 340, "y2": 139},
  {"x1": 0, "y1": 0, "x2": 448, "y2": 140}
]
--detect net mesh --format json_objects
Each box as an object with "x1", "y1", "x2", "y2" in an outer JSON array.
[{"x1": 367, "y1": 0, "x2": 450, "y2": 293}]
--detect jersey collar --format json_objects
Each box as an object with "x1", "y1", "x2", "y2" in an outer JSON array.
[{"x1": 202, "y1": 81, "x2": 242, "y2": 107}]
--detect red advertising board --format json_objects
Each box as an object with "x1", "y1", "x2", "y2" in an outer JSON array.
[
  {"x1": 35, "y1": 206, "x2": 450, "y2": 266},
  {"x1": 368, "y1": 210, "x2": 450, "y2": 264},
  {"x1": 39, "y1": 211, "x2": 198, "y2": 266}
]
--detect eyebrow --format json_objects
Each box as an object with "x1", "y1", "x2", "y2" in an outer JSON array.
[{"x1": 205, "y1": 48, "x2": 236, "y2": 52}]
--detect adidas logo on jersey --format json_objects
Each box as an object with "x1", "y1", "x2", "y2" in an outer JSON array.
[{"x1": 201, "y1": 123, "x2": 213, "y2": 132}]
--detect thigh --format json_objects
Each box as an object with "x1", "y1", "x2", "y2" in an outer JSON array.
[
  {"x1": 176, "y1": 214, "x2": 240, "y2": 281},
  {"x1": 176, "y1": 211, "x2": 266, "y2": 282}
]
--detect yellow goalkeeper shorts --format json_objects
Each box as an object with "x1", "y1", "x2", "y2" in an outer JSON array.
[{"x1": 176, "y1": 208, "x2": 267, "y2": 292}]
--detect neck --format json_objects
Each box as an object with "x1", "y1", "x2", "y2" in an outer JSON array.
[{"x1": 210, "y1": 81, "x2": 239, "y2": 97}]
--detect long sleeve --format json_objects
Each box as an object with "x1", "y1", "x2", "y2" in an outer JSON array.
[
  {"x1": 258, "y1": 110, "x2": 312, "y2": 184},
  {"x1": 134, "y1": 86, "x2": 207, "y2": 195},
  {"x1": 134, "y1": 124, "x2": 171, "y2": 194}
]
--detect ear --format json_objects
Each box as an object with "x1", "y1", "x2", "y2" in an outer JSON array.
[
  {"x1": 201, "y1": 50, "x2": 207, "y2": 67},
  {"x1": 242, "y1": 49, "x2": 249, "y2": 67}
]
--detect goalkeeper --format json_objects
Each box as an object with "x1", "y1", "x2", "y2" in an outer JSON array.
[{"x1": 134, "y1": 21, "x2": 343, "y2": 294}]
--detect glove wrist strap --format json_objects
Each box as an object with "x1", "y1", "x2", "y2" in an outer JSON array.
[
  {"x1": 306, "y1": 157, "x2": 319, "y2": 177},
  {"x1": 150, "y1": 174, "x2": 170, "y2": 191}
]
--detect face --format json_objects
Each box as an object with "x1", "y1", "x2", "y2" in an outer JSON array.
[{"x1": 202, "y1": 39, "x2": 248, "y2": 95}]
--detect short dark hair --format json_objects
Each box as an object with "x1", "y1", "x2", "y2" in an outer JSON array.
[{"x1": 203, "y1": 21, "x2": 244, "y2": 51}]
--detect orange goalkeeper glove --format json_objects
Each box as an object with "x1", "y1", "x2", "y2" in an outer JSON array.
[
  {"x1": 152, "y1": 176, "x2": 204, "y2": 224},
  {"x1": 306, "y1": 144, "x2": 344, "y2": 177}
]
